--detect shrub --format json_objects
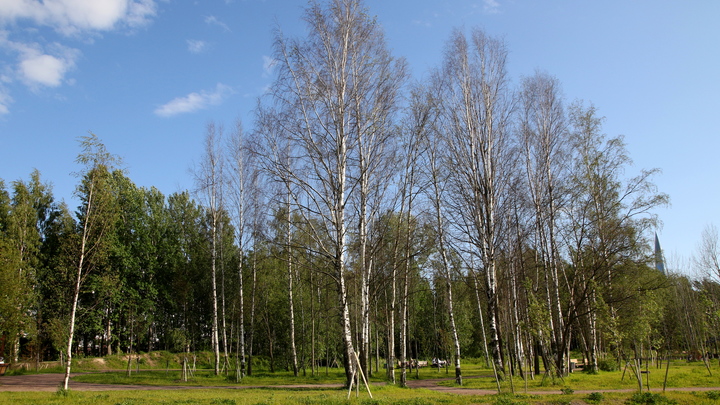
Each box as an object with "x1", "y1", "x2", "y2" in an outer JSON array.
[
  {"x1": 626, "y1": 392, "x2": 678, "y2": 405},
  {"x1": 586, "y1": 392, "x2": 604, "y2": 404},
  {"x1": 597, "y1": 359, "x2": 618, "y2": 372},
  {"x1": 560, "y1": 387, "x2": 574, "y2": 395},
  {"x1": 55, "y1": 386, "x2": 69, "y2": 397}
]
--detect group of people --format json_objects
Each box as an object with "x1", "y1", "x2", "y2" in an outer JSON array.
[{"x1": 431, "y1": 358, "x2": 447, "y2": 368}]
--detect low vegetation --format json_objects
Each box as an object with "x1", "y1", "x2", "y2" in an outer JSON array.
[{"x1": 3, "y1": 356, "x2": 720, "y2": 404}]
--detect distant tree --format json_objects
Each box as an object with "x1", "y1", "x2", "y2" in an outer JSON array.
[
  {"x1": 694, "y1": 224, "x2": 720, "y2": 282},
  {"x1": 0, "y1": 171, "x2": 56, "y2": 362}
]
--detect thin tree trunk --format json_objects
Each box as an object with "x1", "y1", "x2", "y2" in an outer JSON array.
[
  {"x1": 63, "y1": 180, "x2": 95, "y2": 391},
  {"x1": 247, "y1": 248, "x2": 257, "y2": 376},
  {"x1": 287, "y1": 193, "x2": 299, "y2": 377},
  {"x1": 211, "y1": 218, "x2": 220, "y2": 375}
]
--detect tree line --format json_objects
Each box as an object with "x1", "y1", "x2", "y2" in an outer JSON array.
[{"x1": 1, "y1": 0, "x2": 718, "y2": 390}]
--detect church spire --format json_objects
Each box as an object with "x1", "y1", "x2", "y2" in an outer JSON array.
[{"x1": 654, "y1": 233, "x2": 665, "y2": 274}]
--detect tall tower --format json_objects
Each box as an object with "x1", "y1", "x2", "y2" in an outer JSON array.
[{"x1": 654, "y1": 233, "x2": 666, "y2": 274}]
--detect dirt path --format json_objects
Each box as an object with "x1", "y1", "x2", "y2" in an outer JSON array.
[
  {"x1": 2, "y1": 372, "x2": 720, "y2": 395},
  {"x1": 0, "y1": 373, "x2": 344, "y2": 392},
  {"x1": 405, "y1": 375, "x2": 720, "y2": 396}
]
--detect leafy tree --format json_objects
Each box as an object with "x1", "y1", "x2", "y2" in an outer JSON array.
[{"x1": 63, "y1": 133, "x2": 121, "y2": 390}]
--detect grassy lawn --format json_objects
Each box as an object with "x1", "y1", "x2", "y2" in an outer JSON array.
[
  {"x1": 4, "y1": 355, "x2": 720, "y2": 404},
  {"x1": 71, "y1": 369, "x2": 366, "y2": 387},
  {"x1": 434, "y1": 360, "x2": 720, "y2": 393},
  {"x1": 3, "y1": 387, "x2": 720, "y2": 404}
]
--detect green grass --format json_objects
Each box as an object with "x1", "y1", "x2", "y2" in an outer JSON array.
[
  {"x1": 71, "y1": 368, "x2": 370, "y2": 387},
  {"x1": 1, "y1": 387, "x2": 717, "y2": 405},
  {"x1": 4, "y1": 356, "x2": 720, "y2": 404},
  {"x1": 0, "y1": 386, "x2": 474, "y2": 405},
  {"x1": 435, "y1": 360, "x2": 720, "y2": 393}
]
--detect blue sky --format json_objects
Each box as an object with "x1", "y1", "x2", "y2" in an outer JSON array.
[{"x1": 0, "y1": 0, "x2": 718, "y2": 267}]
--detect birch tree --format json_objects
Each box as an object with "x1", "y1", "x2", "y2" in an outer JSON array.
[
  {"x1": 419, "y1": 85, "x2": 464, "y2": 385},
  {"x1": 63, "y1": 133, "x2": 120, "y2": 390},
  {"x1": 259, "y1": 0, "x2": 405, "y2": 386},
  {"x1": 566, "y1": 102, "x2": 668, "y2": 373},
  {"x1": 695, "y1": 225, "x2": 720, "y2": 282},
  {"x1": 518, "y1": 72, "x2": 570, "y2": 375},
  {"x1": 195, "y1": 122, "x2": 224, "y2": 375},
  {"x1": 435, "y1": 28, "x2": 514, "y2": 376},
  {"x1": 227, "y1": 120, "x2": 261, "y2": 380}
]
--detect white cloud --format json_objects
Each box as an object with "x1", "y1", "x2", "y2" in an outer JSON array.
[
  {"x1": 483, "y1": 0, "x2": 501, "y2": 14},
  {"x1": 0, "y1": 87, "x2": 12, "y2": 114},
  {"x1": 187, "y1": 39, "x2": 206, "y2": 54},
  {"x1": 0, "y1": 0, "x2": 157, "y2": 35},
  {"x1": 20, "y1": 53, "x2": 67, "y2": 86},
  {"x1": 262, "y1": 55, "x2": 276, "y2": 78},
  {"x1": 0, "y1": 36, "x2": 79, "y2": 88},
  {"x1": 0, "y1": 1, "x2": 157, "y2": 113},
  {"x1": 204, "y1": 15, "x2": 230, "y2": 32},
  {"x1": 155, "y1": 83, "x2": 233, "y2": 117}
]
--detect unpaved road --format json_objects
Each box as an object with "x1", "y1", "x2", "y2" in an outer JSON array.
[
  {"x1": 0, "y1": 373, "x2": 343, "y2": 392},
  {"x1": 405, "y1": 375, "x2": 720, "y2": 396}
]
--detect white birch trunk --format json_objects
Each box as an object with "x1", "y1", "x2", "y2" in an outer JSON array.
[
  {"x1": 287, "y1": 192, "x2": 299, "y2": 377},
  {"x1": 63, "y1": 178, "x2": 95, "y2": 391}
]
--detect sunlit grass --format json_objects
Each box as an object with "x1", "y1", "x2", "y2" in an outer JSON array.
[
  {"x1": 3, "y1": 386, "x2": 720, "y2": 404},
  {"x1": 434, "y1": 360, "x2": 720, "y2": 393},
  {"x1": 71, "y1": 368, "x2": 372, "y2": 387},
  {"x1": 0, "y1": 386, "x2": 474, "y2": 405},
  {"x1": 5, "y1": 355, "x2": 720, "y2": 404}
]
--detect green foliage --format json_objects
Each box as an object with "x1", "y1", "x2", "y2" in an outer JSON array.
[
  {"x1": 586, "y1": 392, "x2": 604, "y2": 404},
  {"x1": 560, "y1": 387, "x2": 574, "y2": 395},
  {"x1": 597, "y1": 359, "x2": 618, "y2": 372},
  {"x1": 55, "y1": 386, "x2": 70, "y2": 397},
  {"x1": 626, "y1": 392, "x2": 678, "y2": 405},
  {"x1": 706, "y1": 391, "x2": 720, "y2": 400}
]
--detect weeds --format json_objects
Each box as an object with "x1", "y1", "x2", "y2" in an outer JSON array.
[
  {"x1": 586, "y1": 391, "x2": 604, "y2": 404},
  {"x1": 707, "y1": 390, "x2": 720, "y2": 400},
  {"x1": 625, "y1": 392, "x2": 678, "y2": 405}
]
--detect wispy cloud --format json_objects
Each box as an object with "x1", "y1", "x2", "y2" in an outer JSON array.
[
  {"x1": 205, "y1": 15, "x2": 230, "y2": 32},
  {"x1": 262, "y1": 55, "x2": 276, "y2": 78},
  {"x1": 0, "y1": 86, "x2": 12, "y2": 115},
  {"x1": 483, "y1": 0, "x2": 501, "y2": 14},
  {"x1": 155, "y1": 83, "x2": 233, "y2": 117},
  {"x1": 187, "y1": 39, "x2": 207, "y2": 54}
]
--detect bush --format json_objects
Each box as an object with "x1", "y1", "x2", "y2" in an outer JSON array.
[
  {"x1": 586, "y1": 392, "x2": 604, "y2": 404},
  {"x1": 597, "y1": 359, "x2": 618, "y2": 372},
  {"x1": 560, "y1": 387, "x2": 574, "y2": 395},
  {"x1": 626, "y1": 392, "x2": 678, "y2": 405},
  {"x1": 705, "y1": 391, "x2": 720, "y2": 400}
]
